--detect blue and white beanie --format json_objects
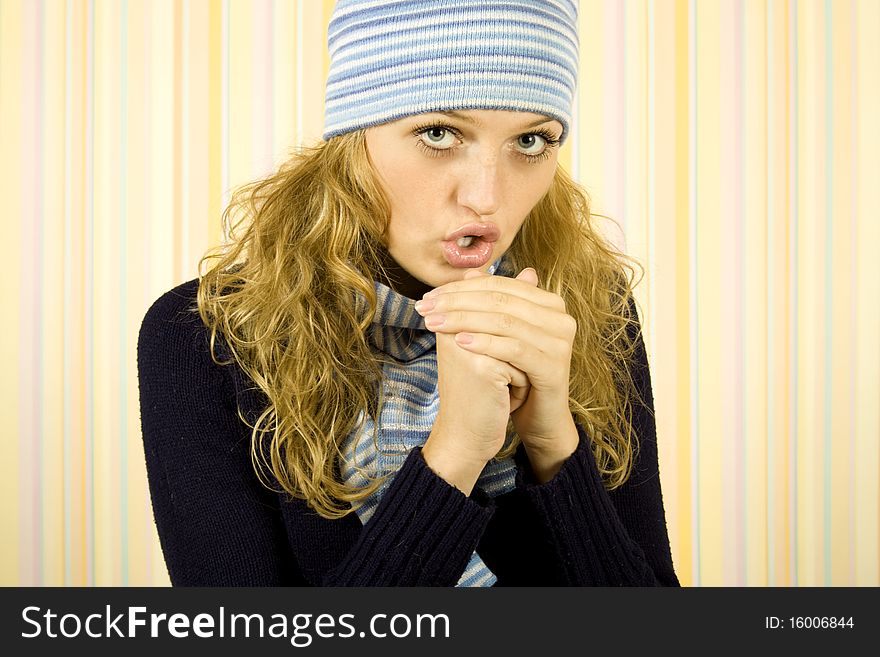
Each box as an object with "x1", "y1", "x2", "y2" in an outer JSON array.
[{"x1": 322, "y1": 0, "x2": 579, "y2": 141}]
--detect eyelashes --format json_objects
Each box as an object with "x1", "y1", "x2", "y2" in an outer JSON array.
[
  {"x1": 410, "y1": 122, "x2": 560, "y2": 163},
  {"x1": 412, "y1": 123, "x2": 458, "y2": 156}
]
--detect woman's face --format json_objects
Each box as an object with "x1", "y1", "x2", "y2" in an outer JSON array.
[{"x1": 365, "y1": 109, "x2": 562, "y2": 288}]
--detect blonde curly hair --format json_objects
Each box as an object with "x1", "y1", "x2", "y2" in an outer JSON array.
[{"x1": 197, "y1": 130, "x2": 647, "y2": 519}]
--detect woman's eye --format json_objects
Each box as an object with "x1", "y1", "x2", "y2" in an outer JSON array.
[
  {"x1": 419, "y1": 127, "x2": 457, "y2": 149},
  {"x1": 515, "y1": 133, "x2": 548, "y2": 156}
]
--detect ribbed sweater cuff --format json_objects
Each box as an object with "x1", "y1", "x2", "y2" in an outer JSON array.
[
  {"x1": 324, "y1": 446, "x2": 495, "y2": 586},
  {"x1": 520, "y1": 426, "x2": 657, "y2": 585}
]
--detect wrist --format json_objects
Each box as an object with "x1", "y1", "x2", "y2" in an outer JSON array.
[
  {"x1": 421, "y1": 436, "x2": 488, "y2": 497},
  {"x1": 521, "y1": 420, "x2": 580, "y2": 484}
]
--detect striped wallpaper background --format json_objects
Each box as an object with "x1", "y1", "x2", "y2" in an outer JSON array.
[{"x1": 1, "y1": 0, "x2": 877, "y2": 587}]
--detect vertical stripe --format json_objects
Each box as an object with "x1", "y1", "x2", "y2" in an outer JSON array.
[
  {"x1": 172, "y1": 0, "x2": 182, "y2": 286},
  {"x1": 296, "y1": 0, "x2": 304, "y2": 144},
  {"x1": 854, "y1": 0, "x2": 880, "y2": 587},
  {"x1": 688, "y1": 0, "x2": 700, "y2": 586},
  {"x1": 766, "y1": 0, "x2": 779, "y2": 584},
  {"x1": 0, "y1": 0, "x2": 24, "y2": 586},
  {"x1": 184, "y1": 0, "x2": 210, "y2": 281},
  {"x1": 734, "y1": 0, "x2": 746, "y2": 586},
  {"x1": 764, "y1": 0, "x2": 774, "y2": 585},
  {"x1": 18, "y1": 0, "x2": 31, "y2": 585},
  {"x1": 695, "y1": 0, "x2": 722, "y2": 585},
  {"x1": 822, "y1": 0, "x2": 833, "y2": 586},
  {"x1": 48, "y1": 0, "x2": 73, "y2": 585},
  {"x1": 672, "y1": 0, "x2": 693, "y2": 585},
  {"x1": 36, "y1": 0, "x2": 45, "y2": 586},
  {"x1": 84, "y1": 0, "x2": 96, "y2": 586},
  {"x1": 578, "y1": 0, "x2": 605, "y2": 224},
  {"x1": 789, "y1": 0, "x2": 799, "y2": 586},
  {"x1": 69, "y1": 0, "x2": 81, "y2": 585},
  {"x1": 31, "y1": 0, "x2": 44, "y2": 587},
  {"x1": 646, "y1": 0, "x2": 656, "y2": 358},
  {"x1": 42, "y1": 0, "x2": 67, "y2": 587},
  {"x1": 252, "y1": 0, "x2": 273, "y2": 173},
  {"x1": 222, "y1": 0, "x2": 230, "y2": 218},
  {"x1": 228, "y1": 1, "x2": 255, "y2": 185},
  {"x1": 17, "y1": 0, "x2": 30, "y2": 585},
  {"x1": 743, "y1": 0, "x2": 769, "y2": 586},
  {"x1": 847, "y1": 0, "x2": 858, "y2": 586},
  {"x1": 605, "y1": 0, "x2": 625, "y2": 237},
  {"x1": 301, "y1": 0, "x2": 326, "y2": 142},
  {"x1": 623, "y1": 0, "x2": 648, "y2": 318},
  {"x1": 847, "y1": 0, "x2": 856, "y2": 586},
  {"x1": 267, "y1": 0, "x2": 275, "y2": 163},
  {"x1": 827, "y1": 0, "x2": 855, "y2": 585},
  {"x1": 119, "y1": 0, "x2": 129, "y2": 585},
  {"x1": 720, "y1": 0, "x2": 746, "y2": 585},
  {"x1": 181, "y1": 0, "x2": 190, "y2": 278},
  {"x1": 62, "y1": 0, "x2": 77, "y2": 586},
  {"x1": 648, "y1": 0, "x2": 677, "y2": 580},
  {"x1": 620, "y1": 0, "x2": 626, "y2": 240},
  {"x1": 206, "y1": 0, "x2": 221, "y2": 250},
  {"x1": 141, "y1": 0, "x2": 153, "y2": 584},
  {"x1": 37, "y1": 0, "x2": 47, "y2": 586}
]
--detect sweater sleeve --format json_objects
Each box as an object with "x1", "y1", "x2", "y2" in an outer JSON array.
[
  {"x1": 139, "y1": 280, "x2": 498, "y2": 586},
  {"x1": 496, "y1": 299, "x2": 679, "y2": 586},
  {"x1": 320, "y1": 447, "x2": 496, "y2": 586},
  {"x1": 137, "y1": 280, "x2": 307, "y2": 585}
]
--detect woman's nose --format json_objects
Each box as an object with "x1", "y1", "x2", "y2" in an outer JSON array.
[{"x1": 457, "y1": 154, "x2": 501, "y2": 217}]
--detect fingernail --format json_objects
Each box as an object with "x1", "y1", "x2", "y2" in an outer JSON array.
[
  {"x1": 424, "y1": 314, "x2": 445, "y2": 329},
  {"x1": 455, "y1": 332, "x2": 474, "y2": 345},
  {"x1": 414, "y1": 298, "x2": 435, "y2": 314},
  {"x1": 423, "y1": 290, "x2": 439, "y2": 299}
]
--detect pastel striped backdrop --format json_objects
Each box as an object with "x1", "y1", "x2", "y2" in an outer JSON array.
[{"x1": 1, "y1": 0, "x2": 877, "y2": 587}]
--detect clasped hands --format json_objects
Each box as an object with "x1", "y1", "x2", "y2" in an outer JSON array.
[{"x1": 415, "y1": 267, "x2": 580, "y2": 487}]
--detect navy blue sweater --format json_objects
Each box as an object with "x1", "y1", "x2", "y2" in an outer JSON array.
[{"x1": 137, "y1": 278, "x2": 679, "y2": 586}]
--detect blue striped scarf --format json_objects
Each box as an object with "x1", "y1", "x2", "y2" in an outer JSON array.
[{"x1": 340, "y1": 258, "x2": 518, "y2": 586}]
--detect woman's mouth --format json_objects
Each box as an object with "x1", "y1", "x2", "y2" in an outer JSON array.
[{"x1": 441, "y1": 223, "x2": 500, "y2": 268}]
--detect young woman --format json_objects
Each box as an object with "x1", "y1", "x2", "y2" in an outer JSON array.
[{"x1": 137, "y1": 0, "x2": 679, "y2": 586}]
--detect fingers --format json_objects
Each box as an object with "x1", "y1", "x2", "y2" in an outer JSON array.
[
  {"x1": 476, "y1": 266, "x2": 537, "y2": 286},
  {"x1": 508, "y1": 378, "x2": 530, "y2": 414},
  {"x1": 425, "y1": 266, "x2": 574, "y2": 395},
  {"x1": 415, "y1": 267, "x2": 562, "y2": 325},
  {"x1": 515, "y1": 267, "x2": 539, "y2": 287},
  {"x1": 426, "y1": 267, "x2": 563, "y2": 312},
  {"x1": 453, "y1": 330, "x2": 572, "y2": 389},
  {"x1": 435, "y1": 331, "x2": 529, "y2": 390},
  {"x1": 415, "y1": 294, "x2": 576, "y2": 343},
  {"x1": 500, "y1": 360, "x2": 530, "y2": 390}
]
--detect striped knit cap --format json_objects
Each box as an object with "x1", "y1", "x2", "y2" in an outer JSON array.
[{"x1": 322, "y1": 0, "x2": 579, "y2": 141}]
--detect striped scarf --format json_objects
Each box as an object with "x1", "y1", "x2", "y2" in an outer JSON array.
[{"x1": 340, "y1": 258, "x2": 518, "y2": 587}]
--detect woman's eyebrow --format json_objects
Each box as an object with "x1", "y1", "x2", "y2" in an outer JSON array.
[
  {"x1": 521, "y1": 116, "x2": 558, "y2": 129},
  {"x1": 435, "y1": 110, "x2": 483, "y2": 126},
  {"x1": 434, "y1": 110, "x2": 557, "y2": 131}
]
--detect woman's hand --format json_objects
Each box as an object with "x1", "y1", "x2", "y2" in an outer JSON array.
[
  {"x1": 416, "y1": 268, "x2": 580, "y2": 482},
  {"x1": 419, "y1": 314, "x2": 530, "y2": 494}
]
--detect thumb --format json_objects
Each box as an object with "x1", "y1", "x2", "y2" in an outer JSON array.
[
  {"x1": 463, "y1": 268, "x2": 487, "y2": 280},
  {"x1": 515, "y1": 267, "x2": 539, "y2": 287}
]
